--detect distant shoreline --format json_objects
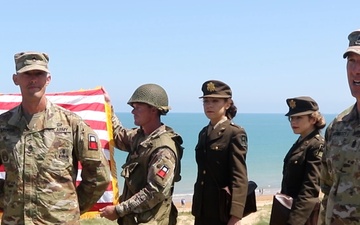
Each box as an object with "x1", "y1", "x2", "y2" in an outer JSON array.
[
  {"x1": 172, "y1": 188, "x2": 279, "y2": 207},
  {"x1": 115, "y1": 111, "x2": 338, "y2": 115}
]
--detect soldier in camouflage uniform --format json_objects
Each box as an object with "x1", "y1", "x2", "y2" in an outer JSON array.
[
  {"x1": 99, "y1": 84, "x2": 183, "y2": 225},
  {"x1": 0, "y1": 51, "x2": 111, "y2": 225},
  {"x1": 320, "y1": 29, "x2": 360, "y2": 224}
]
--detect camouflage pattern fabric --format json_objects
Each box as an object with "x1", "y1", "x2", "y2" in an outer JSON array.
[
  {"x1": 320, "y1": 104, "x2": 360, "y2": 224},
  {"x1": 111, "y1": 111, "x2": 183, "y2": 225},
  {"x1": 0, "y1": 100, "x2": 111, "y2": 225}
]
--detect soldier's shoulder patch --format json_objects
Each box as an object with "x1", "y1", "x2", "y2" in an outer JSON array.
[
  {"x1": 88, "y1": 134, "x2": 98, "y2": 150},
  {"x1": 156, "y1": 165, "x2": 169, "y2": 178},
  {"x1": 240, "y1": 134, "x2": 247, "y2": 148}
]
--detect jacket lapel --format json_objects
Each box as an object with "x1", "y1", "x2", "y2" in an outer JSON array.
[
  {"x1": 285, "y1": 130, "x2": 319, "y2": 160},
  {"x1": 207, "y1": 120, "x2": 230, "y2": 143}
]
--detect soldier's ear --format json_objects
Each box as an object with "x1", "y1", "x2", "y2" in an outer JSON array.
[
  {"x1": 45, "y1": 74, "x2": 51, "y2": 86},
  {"x1": 13, "y1": 74, "x2": 19, "y2": 85},
  {"x1": 310, "y1": 116, "x2": 316, "y2": 125}
]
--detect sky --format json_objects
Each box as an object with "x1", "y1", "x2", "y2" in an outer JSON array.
[{"x1": 0, "y1": 1, "x2": 359, "y2": 114}]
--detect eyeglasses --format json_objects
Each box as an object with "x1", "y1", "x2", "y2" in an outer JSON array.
[{"x1": 288, "y1": 116, "x2": 306, "y2": 122}]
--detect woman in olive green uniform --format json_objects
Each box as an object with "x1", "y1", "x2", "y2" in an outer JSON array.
[
  {"x1": 192, "y1": 80, "x2": 248, "y2": 225},
  {"x1": 278, "y1": 96, "x2": 325, "y2": 225}
]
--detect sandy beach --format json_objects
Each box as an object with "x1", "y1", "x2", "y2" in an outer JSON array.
[
  {"x1": 78, "y1": 194, "x2": 274, "y2": 224},
  {"x1": 174, "y1": 194, "x2": 273, "y2": 225}
]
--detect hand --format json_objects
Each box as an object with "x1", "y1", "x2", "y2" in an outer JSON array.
[
  {"x1": 227, "y1": 215, "x2": 241, "y2": 225},
  {"x1": 99, "y1": 205, "x2": 118, "y2": 221},
  {"x1": 103, "y1": 89, "x2": 111, "y2": 103}
]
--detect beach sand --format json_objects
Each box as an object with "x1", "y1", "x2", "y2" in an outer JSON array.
[
  {"x1": 78, "y1": 194, "x2": 274, "y2": 224},
  {"x1": 174, "y1": 194, "x2": 273, "y2": 225}
]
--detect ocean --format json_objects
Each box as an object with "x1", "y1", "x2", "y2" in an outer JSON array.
[{"x1": 113, "y1": 112, "x2": 337, "y2": 202}]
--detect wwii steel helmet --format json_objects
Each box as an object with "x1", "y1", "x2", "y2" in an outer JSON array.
[{"x1": 127, "y1": 83, "x2": 170, "y2": 115}]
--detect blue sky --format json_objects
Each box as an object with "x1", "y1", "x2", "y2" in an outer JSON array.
[{"x1": 0, "y1": 1, "x2": 358, "y2": 113}]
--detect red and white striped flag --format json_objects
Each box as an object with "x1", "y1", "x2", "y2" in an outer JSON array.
[{"x1": 0, "y1": 87, "x2": 119, "y2": 218}]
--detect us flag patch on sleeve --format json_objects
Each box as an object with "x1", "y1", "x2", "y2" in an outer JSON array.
[
  {"x1": 88, "y1": 134, "x2": 98, "y2": 150},
  {"x1": 156, "y1": 165, "x2": 169, "y2": 178}
]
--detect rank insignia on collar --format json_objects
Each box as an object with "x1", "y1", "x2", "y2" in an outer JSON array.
[
  {"x1": 206, "y1": 82, "x2": 216, "y2": 92},
  {"x1": 289, "y1": 100, "x2": 296, "y2": 109},
  {"x1": 156, "y1": 165, "x2": 169, "y2": 178},
  {"x1": 88, "y1": 134, "x2": 98, "y2": 150}
]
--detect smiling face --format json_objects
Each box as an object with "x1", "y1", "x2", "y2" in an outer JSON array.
[{"x1": 347, "y1": 52, "x2": 360, "y2": 101}]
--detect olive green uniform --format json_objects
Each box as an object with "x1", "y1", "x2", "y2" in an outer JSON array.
[
  {"x1": 0, "y1": 100, "x2": 111, "y2": 225},
  {"x1": 192, "y1": 119, "x2": 248, "y2": 225},
  {"x1": 111, "y1": 112, "x2": 183, "y2": 225},
  {"x1": 281, "y1": 129, "x2": 324, "y2": 225}
]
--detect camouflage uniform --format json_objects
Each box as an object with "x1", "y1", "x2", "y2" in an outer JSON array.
[
  {"x1": 110, "y1": 111, "x2": 183, "y2": 225},
  {"x1": 320, "y1": 104, "x2": 360, "y2": 224},
  {"x1": 0, "y1": 100, "x2": 111, "y2": 225}
]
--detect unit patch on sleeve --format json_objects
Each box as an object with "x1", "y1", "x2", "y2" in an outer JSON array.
[
  {"x1": 240, "y1": 134, "x2": 248, "y2": 148},
  {"x1": 156, "y1": 165, "x2": 169, "y2": 178},
  {"x1": 88, "y1": 134, "x2": 99, "y2": 150}
]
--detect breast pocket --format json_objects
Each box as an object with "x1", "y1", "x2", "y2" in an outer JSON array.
[
  {"x1": 208, "y1": 142, "x2": 229, "y2": 166},
  {"x1": 41, "y1": 136, "x2": 74, "y2": 177},
  {"x1": 209, "y1": 142, "x2": 228, "y2": 152},
  {"x1": 286, "y1": 150, "x2": 306, "y2": 178},
  {"x1": 121, "y1": 162, "x2": 144, "y2": 193}
]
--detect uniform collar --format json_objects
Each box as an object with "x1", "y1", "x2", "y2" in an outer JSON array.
[{"x1": 8, "y1": 99, "x2": 57, "y2": 130}]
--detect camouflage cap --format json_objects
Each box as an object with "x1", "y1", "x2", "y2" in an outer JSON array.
[
  {"x1": 14, "y1": 51, "x2": 50, "y2": 73},
  {"x1": 285, "y1": 96, "x2": 319, "y2": 117},
  {"x1": 343, "y1": 29, "x2": 360, "y2": 58},
  {"x1": 199, "y1": 80, "x2": 232, "y2": 98}
]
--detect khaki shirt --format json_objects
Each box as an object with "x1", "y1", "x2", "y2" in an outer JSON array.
[{"x1": 0, "y1": 100, "x2": 110, "y2": 225}]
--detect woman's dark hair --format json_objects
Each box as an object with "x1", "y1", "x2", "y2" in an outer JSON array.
[{"x1": 226, "y1": 100, "x2": 237, "y2": 120}]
